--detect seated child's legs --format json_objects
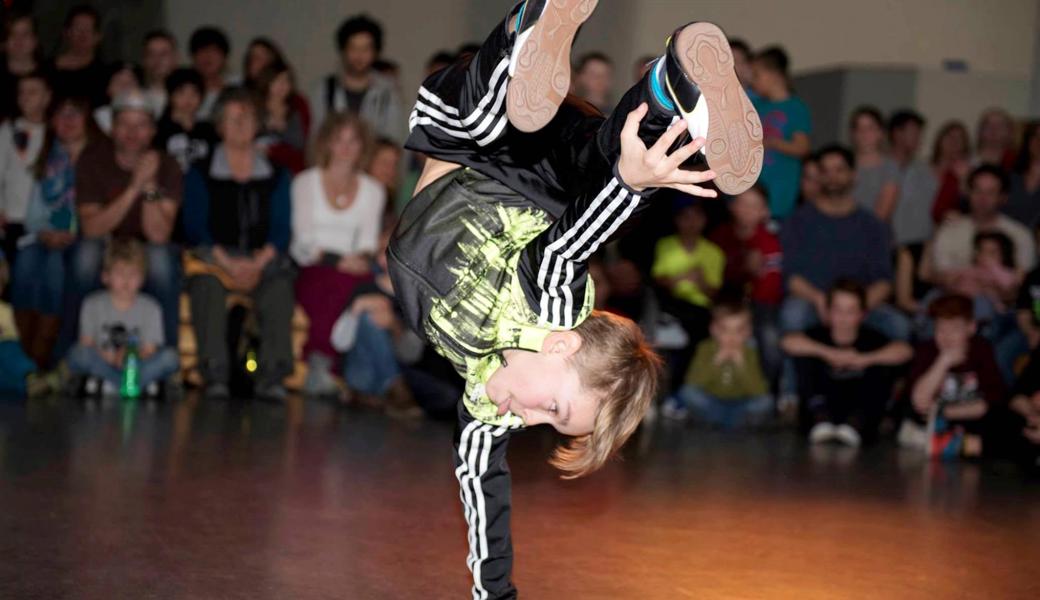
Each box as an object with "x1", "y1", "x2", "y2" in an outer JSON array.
[
  {"x1": 0, "y1": 340, "x2": 35, "y2": 395},
  {"x1": 679, "y1": 384, "x2": 728, "y2": 426},
  {"x1": 67, "y1": 344, "x2": 122, "y2": 385},
  {"x1": 143, "y1": 243, "x2": 182, "y2": 347},
  {"x1": 864, "y1": 304, "x2": 911, "y2": 342},
  {"x1": 734, "y1": 395, "x2": 774, "y2": 427},
  {"x1": 343, "y1": 313, "x2": 402, "y2": 396},
  {"x1": 137, "y1": 347, "x2": 180, "y2": 388}
]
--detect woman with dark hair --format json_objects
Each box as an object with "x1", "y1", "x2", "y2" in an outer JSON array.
[
  {"x1": 930, "y1": 120, "x2": 973, "y2": 223},
  {"x1": 11, "y1": 96, "x2": 98, "y2": 366},
  {"x1": 291, "y1": 111, "x2": 381, "y2": 396},
  {"x1": 849, "y1": 106, "x2": 899, "y2": 221},
  {"x1": 241, "y1": 37, "x2": 286, "y2": 89},
  {"x1": 154, "y1": 67, "x2": 219, "y2": 172},
  {"x1": 975, "y1": 107, "x2": 1017, "y2": 172},
  {"x1": 0, "y1": 71, "x2": 50, "y2": 265},
  {"x1": 92, "y1": 61, "x2": 144, "y2": 134},
  {"x1": 255, "y1": 61, "x2": 310, "y2": 174},
  {"x1": 0, "y1": 11, "x2": 43, "y2": 122},
  {"x1": 1004, "y1": 121, "x2": 1040, "y2": 227},
  {"x1": 182, "y1": 87, "x2": 294, "y2": 402},
  {"x1": 49, "y1": 5, "x2": 107, "y2": 107}
]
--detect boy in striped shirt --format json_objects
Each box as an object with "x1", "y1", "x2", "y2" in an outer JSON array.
[{"x1": 387, "y1": 1, "x2": 762, "y2": 597}]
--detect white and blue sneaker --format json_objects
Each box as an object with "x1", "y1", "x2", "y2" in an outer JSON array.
[
  {"x1": 506, "y1": 0, "x2": 599, "y2": 132},
  {"x1": 657, "y1": 22, "x2": 763, "y2": 195}
]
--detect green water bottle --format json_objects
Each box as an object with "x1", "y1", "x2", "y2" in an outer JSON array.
[{"x1": 121, "y1": 335, "x2": 141, "y2": 399}]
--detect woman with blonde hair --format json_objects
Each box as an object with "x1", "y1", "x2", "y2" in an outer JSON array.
[{"x1": 291, "y1": 111, "x2": 385, "y2": 397}]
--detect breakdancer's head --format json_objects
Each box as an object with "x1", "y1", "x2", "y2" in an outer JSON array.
[{"x1": 485, "y1": 310, "x2": 661, "y2": 479}]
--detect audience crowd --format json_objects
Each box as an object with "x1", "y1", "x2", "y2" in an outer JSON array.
[{"x1": 0, "y1": 5, "x2": 1038, "y2": 472}]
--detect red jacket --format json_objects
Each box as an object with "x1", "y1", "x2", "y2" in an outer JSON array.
[{"x1": 710, "y1": 222, "x2": 783, "y2": 305}]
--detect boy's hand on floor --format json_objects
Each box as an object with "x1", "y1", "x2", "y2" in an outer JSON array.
[{"x1": 617, "y1": 103, "x2": 717, "y2": 197}]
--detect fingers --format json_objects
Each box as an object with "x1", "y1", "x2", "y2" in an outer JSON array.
[
  {"x1": 667, "y1": 183, "x2": 718, "y2": 198},
  {"x1": 664, "y1": 137, "x2": 706, "y2": 170},
  {"x1": 667, "y1": 168, "x2": 716, "y2": 185},
  {"x1": 621, "y1": 103, "x2": 648, "y2": 144},
  {"x1": 647, "y1": 118, "x2": 689, "y2": 160}
]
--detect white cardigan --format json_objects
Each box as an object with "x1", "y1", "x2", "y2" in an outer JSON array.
[
  {"x1": 0, "y1": 118, "x2": 45, "y2": 222},
  {"x1": 290, "y1": 167, "x2": 386, "y2": 266}
]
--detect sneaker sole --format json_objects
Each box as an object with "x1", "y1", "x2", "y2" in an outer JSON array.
[
  {"x1": 672, "y1": 22, "x2": 763, "y2": 195},
  {"x1": 507, "y1": 0, "x2": 598, "y2": 132}
]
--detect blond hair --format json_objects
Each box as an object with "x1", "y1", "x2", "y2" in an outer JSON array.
[
  {"x1": 103, "y1": 238, "x2": 147, "y2": 275},
  {"x1": 550, "y1": 310, "x2": 662, "y2": 479},
  {"x1": 309, "y1": 111, "x2": 374, "y2": 169}
]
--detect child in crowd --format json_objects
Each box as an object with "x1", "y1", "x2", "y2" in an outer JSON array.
[
  {"x1": 900, "y1": 294, "x2": 1005, "y2": 458},
  {"x1": 782, "y1": 280, "x2": 912, "y2": 446},
  {"x1": 945, "y1": 232, "x2": 1018, "y2": 320},
  {"x1": 710, "y1": 182, "x2": 783, "y2": 378},
  {"x1": 0, "y1": 250, "x2": 54, "y2": 397},
  {"x1": 388, "y1": 1, "x2": 762, "y2": 597},
  {"x1": 67, "y1": 239, "x2": 179, "y2": 398},
  {"x1": 665, "y1": 301, "x2": 771, "y2": 428}
]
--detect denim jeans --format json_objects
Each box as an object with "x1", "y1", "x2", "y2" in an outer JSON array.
[
  {"x1": 0, "y1": 340, "x2": 35, "y2": 396},
  {"x1": 10, "y1": 242, "x2": 71, "y2": 315},
  {"x1": 343, "y1": 313, "x2": 401, "y2": 396},
  {"x1": 67, "y1": 344, "x2": 180, "y2": 387},
  {"x1": 56, "y1": 238, "x2": 181, "y2": 360},
  {"x1": 778, "y1": 297, "x2": 911, "y2": 395},
  {"x1": 677, "y1": 384, "x2": 773, "y2": 429}
]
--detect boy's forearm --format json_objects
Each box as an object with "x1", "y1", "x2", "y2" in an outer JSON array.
[{"x1": 863, "y1": 342, "x2": 913, "y2": 367}]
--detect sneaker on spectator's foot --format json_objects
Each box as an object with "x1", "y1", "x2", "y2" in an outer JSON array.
[
  {"x1": 897, "y1": 420, "x2": 928, "y2": 450},
  {"x1": 809, "y1": 422, "x2": 836, "y2": 444},
  {"x1": 82, "y1": 376, "x2": 101, "y2": 400},
  {"x1": 384, "y1": 378, "x2": 423, "y2": 419},
  {"x1": 506, "y1": 0, "x2": 599, "y2": 132},
  {"x1": 833, "y1": 424, "x2": 862, "y2": 448},
  {"x1": 257, "y1": 383, "x2": 288, "y2": 403},
  {"x1": 100, "y1": 380, "x2": 119, "y2": 398},
  {"x1": 777, "y1": 393, "x2": 799, "y2": 422},
  {"x1": 660, "y1": 395, "x2": 689, "y2": 421},
  {"x1": 204, "y1": 383, "x2": 230, "y2": 401},
  {"x1": 660, "y1": 21, "x2": 763, "y2": 194},
  {"x1": 144, "y1": 382, "x2": 162, "y2": 401},
  {"x1": 304, "y1": 353, "x2": 340, "y2": 398}
]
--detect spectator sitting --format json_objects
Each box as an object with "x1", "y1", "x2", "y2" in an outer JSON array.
[
  {"x1": 572, "y1": 52, "x2": 614, "y2": 115},
  {"x1": 1012, "y1": 249, "x2": 1040, "y2": 371},
  {"x1": 11, "y1": 96, "x2": 99, "y2": 368},
  {"x1": 899, "y1": 294, "x2": 1005, "y2": 458},
  {"x1": 652, "y1": 197, "x2": 725, "y2": 384},
  {"x1": 67, "y1": 238, "x2": 178, "y2": 399},
  {"x1": 750, "y1": 45, "x2": 811, "y2": 219},
  {"x1": 255, "y1": 61, "x2": 311, "y2": 174},
  {"x1": 1006, "y1": 349, "x2": 1040, "y2": 472},
  {"x1": 888, "y1": 110, "x2": 937, "y2": 248},
  {"x1": 849, "y1": 106, "x2": 899, "y2": 222},
  {"x1": 1003, "y1": 121, "x2": 1040, "y2": 228},
  {"x1": 49, "y1": 5, "x2": 107, "y2": 108},
  {"x1": 782, "y1": 279, "x2": 913, "y2": 446},
  {"x1": 663, "y1": 301, "x2": 771, "y2": 428},
  {"x1": 709, "y1": 182, "x2": 783, "y2": 379},
  {"x1": 58, "y1": 91, "x2": 183, "y2": 360},
  {"x1": 927, "y1": 165, "x2": 1035, "y2": 292},
  {"x1": 140, "y1": 30, "x2": 179, "y2": 117},
  {"x1": 0, "y1": 11, "x2": 42, "y2": 123},
  {"x1": 330, "y1": 223, "x2": 424, "y2": 418},
  {"x1": 974, "y1": 107, "x2": 1017, "y2": 172},
  {"x1": 0, "y1": 250, "x2": 55, "y2": 397},
  {"x1": 189, "y1": 26, "x2": 231, "y2": 121},
  {"x1": 182, "y1": 87, "x2": 294, "y2": 402},
  {"x1": 797, "y1": 152, "x2": 821, "y2": 207},
  {"x1": 0, "y1": 71, "x2": 49, "y2": 264},
  {"x1": 424, "y1": 50, "x2": 456, "y2": 78},
  {"x1": 631, "y1": 55, "x2": 656, "y2": 83},
  {"x1": 365, "y1": 137, "x2": 405, "y2": 214},
  {"x1": 93, "y1": 62, "x2": 144, "y2": 134},
  {"x1": 241, "y1": 37, "x2": 288, "y2": 89},
  {"x1": 291, "y1": 112, "x2": 384, "y2": 398},
  {"x1": 929, "y1": 120, "x2": 973, "y2": 223},
  {"x1": 943, "y1": 232, "x2": 1018, "y2": 322},
  {"x1": 728, "y1": 39, "x2": 755, "y2": 97},
  {"x1": 154, "y1": 68, "x2": 219, "y2": 172},
  {"x1": 311, "y1": 15, "x2": 403, "y2": 143}
]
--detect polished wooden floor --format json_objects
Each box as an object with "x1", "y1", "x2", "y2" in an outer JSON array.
[{"x1": 0, "y1": 394, "x2": 1037, "y2": 600}]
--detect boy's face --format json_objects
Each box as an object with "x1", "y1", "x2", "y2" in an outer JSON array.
[
  {"x1": 892, "y1": 123, "x2": 921, "y2": 155},
  {"x1": 341, "y1": 33, "x2": 377, "y2": 76},
  {"x1": 934, "y1": 317, "x2": 975, "y2": 353},
  {"x1": 576, "y1": 59, "x2": 613, "y2": 98},
  {"x1": 675, "y1": 206, "x2": 705, "y2": 237},
  {"x1": 17, "y1": 78, "x2": 50, "y2": 119},
  {"x1": 827, "y1": 291, "x2": 865, "y2": 334},
  {"x1": 730, "y1": 189, "x2": 768, "y2": 228},
  {"x1": 143, "y1": 38, "x2": 177, "y2": 82},
  {"x1": 484, "y1": 331, "x2": 598, "y2": 437},
  {"x1": 975, "y1": 240, "x2": 1003, "y2": 268},
  {"x1": 192, "y1": 46, "x2": 227, "y2": 80},
  {"x1": 102, "y1": 260, "x2": 144, "y2": 299},
  {"x1": 750, "y1": 62, "x2": 780, "y2": 96},
  {"x1": 711, "y1": 313, "x2": 751, "y2": 351},
  {"x1": 968, "y1": 173, "x2": 1005, "y2": 219},
  {"x1": 732, "y1": 48, "x2": 752, "y2": 87}
]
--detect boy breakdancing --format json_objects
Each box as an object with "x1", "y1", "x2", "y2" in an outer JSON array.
[{"x1": 387, "y1": 1, "x2": 762, "y2": 597}]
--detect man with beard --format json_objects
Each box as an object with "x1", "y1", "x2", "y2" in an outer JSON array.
[
  {"x1": 311, "y1": 15, "x2": 404, "y2": 143},
  {"x1": 777, "y1": 145, "x2": 910, "y2": 402}
]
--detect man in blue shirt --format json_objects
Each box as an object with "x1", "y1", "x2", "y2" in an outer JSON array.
[{"x1": 751, "y1": 46, "x2": 811, "y2": 219}]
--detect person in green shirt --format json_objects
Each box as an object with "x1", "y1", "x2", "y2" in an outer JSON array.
[{"x1": 664, "y1": 301, "x2": 771, "y2": 427}]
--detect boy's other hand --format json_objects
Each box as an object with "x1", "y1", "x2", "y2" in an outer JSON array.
[
  {"x1": 938, "y1": 346, "x2": 967, "y2": 369},
  {"x1": 618, "y1": 103, "x2": 717, "y2": 197},
  {"x1": 131, "y1": 150, "x2": 161, "y2": 190}
]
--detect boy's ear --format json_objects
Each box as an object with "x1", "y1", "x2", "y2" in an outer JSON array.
[{"x1": 544, "y1": 331, "x2": 582, "y2": 357}]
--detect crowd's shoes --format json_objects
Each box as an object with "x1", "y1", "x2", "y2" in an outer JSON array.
[
  {"x1": 809, "y1": 422, "x2": 862, "y2": 447},
  {"x1": 256, "y1": 383, "x2": 288, "y2": 403},
  {"x1": 25, "y1": 368, "x2": 63, "y2": 399},
  {"x1": 897, "y1": 420, "x2": 929, "y2": 450},
  {"x1": 203, "y1": 382, "x2": 230, "y2": 401},
  {"x1": 660, "y1": 395, "x2": 689, "y2": 422},
  {"x1": 506, "y1": 0, "x2": 599, "y2": 132},
  {"x1": 659, "y1": 21, "x2": 763, "y2": 195},
  {"x1": 809, "y1": 422, "x2": 835, "y2": 444},
  {"x1": 303, "y1": 353, "x2": 342, "y2": 399},
  {"x1": 384, "y1": 378, "x2": 424, "y2": 420}
]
